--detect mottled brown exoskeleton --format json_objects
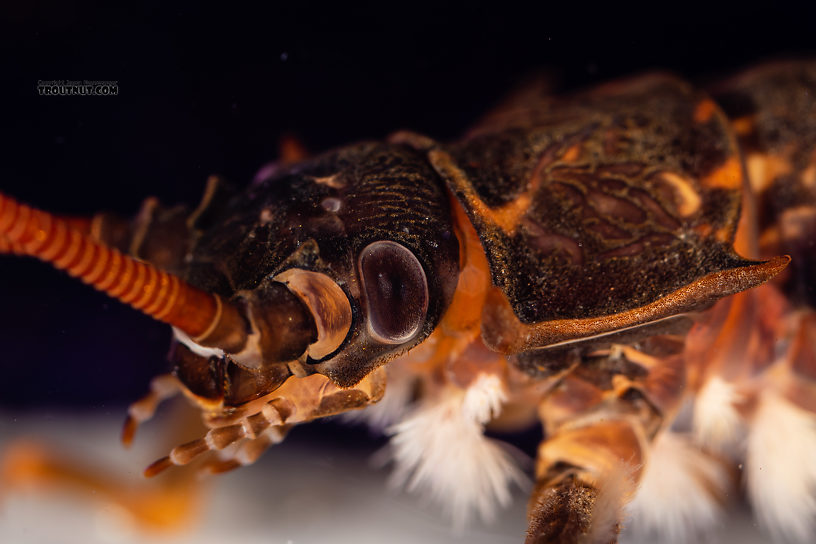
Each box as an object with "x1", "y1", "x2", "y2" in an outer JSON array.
[{"x1": 2, "y1": 61, "x2": 815, "y2": 543}]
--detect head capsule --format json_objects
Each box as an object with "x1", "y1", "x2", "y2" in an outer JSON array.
[{"x1": 172, "y1": 142, "x2": 460, "y2": 405}]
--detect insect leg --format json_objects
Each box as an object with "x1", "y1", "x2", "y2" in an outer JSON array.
[
  {"x1": 198, "y1": 428, "x2": 288, "y2": 475},
  {"x1": 526, "y1": 417, "x2": 643, "y2": 544},
  {"x1": 146, "y1": 368, "x2": 386, "y2": 476},
  {"x1": 121, "y1": 374, "x2": 183, "y2": 446},
  {"x1": 143, "y1": 421, "x2": 280, "y2": 477},
  {"x1": 526, "y1": 344, "x2": 686, "y2": 544}
]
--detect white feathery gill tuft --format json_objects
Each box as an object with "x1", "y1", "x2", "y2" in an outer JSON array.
[
  {"x1": 386, "y1": 373, "x2": 528, "y2": 530},
  {"x1": 692, "y1": 375, "x2": 745, "y2": 451},
  {"x1": 625, "y1": 431, "x2": 730, "y2": 543},
  {"x1": 746, "y1": 390, "x2": 816, "y2": 543}
]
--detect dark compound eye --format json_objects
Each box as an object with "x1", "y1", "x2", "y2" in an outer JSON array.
[{"x1": 358, "y1": 241, "x2": 429, "y2": 344}]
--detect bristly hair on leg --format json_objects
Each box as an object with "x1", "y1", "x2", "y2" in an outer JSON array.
[
  {"x1": 386, "y1": 373, "x2": 529, "y2": 530},
  {"x1": 583, "y1": 462, "x2": 638, "y2": 544}
]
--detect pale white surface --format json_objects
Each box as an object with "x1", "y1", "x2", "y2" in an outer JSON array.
[{"x1": 0, "y1": 411, "x2": 771, "y2": 543}]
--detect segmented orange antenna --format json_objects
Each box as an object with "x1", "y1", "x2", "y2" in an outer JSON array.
[
  {"x1": 0, "y1": 192, "x2": 248, "y2": 352},
  {"x1": 0, "y1": 216, "x2": 92, "y2": 255},
  {"x1": 0, "y1": 234, "x2": 24, "y2": 254}
]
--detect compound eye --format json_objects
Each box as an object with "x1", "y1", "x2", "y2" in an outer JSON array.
[{"x1": 359, "y1": 241, "x2": 429, "y2": 344}]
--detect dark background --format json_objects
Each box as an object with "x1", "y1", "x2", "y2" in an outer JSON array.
[{"x1": 1, "y1": 2, "x2": 814, "y2": 410}]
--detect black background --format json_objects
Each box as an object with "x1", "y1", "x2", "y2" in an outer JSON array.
[{"x1": 1, "y1": 2, "x2": 814, "y2": 410}]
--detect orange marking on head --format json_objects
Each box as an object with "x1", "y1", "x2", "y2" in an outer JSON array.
[
  {"x1": 701, "y1": 156, "x2": 742, "y2": 190},
  {"x1": 693, "y1": 98, "x2": 717, "y2": 124}
]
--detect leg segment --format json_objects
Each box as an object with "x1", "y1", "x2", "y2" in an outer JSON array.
[
  {"x1": 122, "y1": 374, "x2": 183, "y2": 446},
  {"x1": 526, "y1": 418, "x2": 644, "y2": 544},
  {"x1": 145, "y1": 368, "x2": 386, "y2": 476},
  {"x1": 198, "y1": 430, "x2": 281, "y2": 475},
  {"x1": 526, "y1": 343, "x2": 686, "y2": 543}
]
